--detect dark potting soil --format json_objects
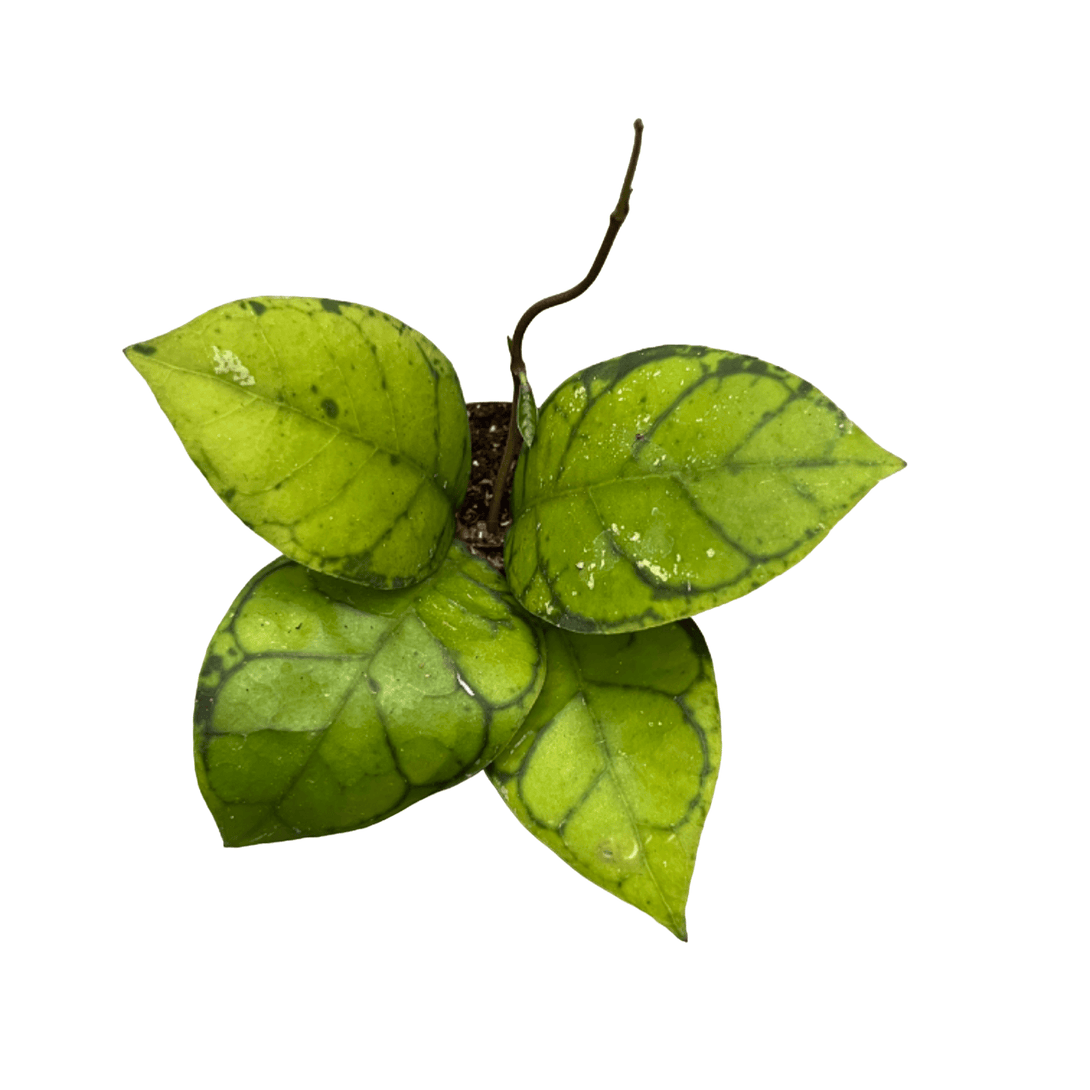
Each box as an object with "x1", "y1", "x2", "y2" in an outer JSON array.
[{"x1": 455, "y1": 401, "x2": 517, "y2": 575}]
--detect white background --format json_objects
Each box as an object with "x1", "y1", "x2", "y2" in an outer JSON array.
[{"x1": 4, "y1": 2, "x2": 1086, "y2": 1087}]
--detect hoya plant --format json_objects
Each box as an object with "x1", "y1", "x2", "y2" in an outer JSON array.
[{"x1": 125, "y1": 121, "x2": 903, "y2": 940}]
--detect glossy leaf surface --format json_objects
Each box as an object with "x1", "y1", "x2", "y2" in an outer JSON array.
[
  {"x1": 505, "y1": 345, "x2": 904, "y2": 632},
  {"x1": 488, "y1": 618, "x2": 720, "y2": 939},
  {"x1": 125, "y1": 297, "x2": 471, "y2": 588},
  {"x1": 195, "y1": 543, "x2": 545, "y2": 847}
]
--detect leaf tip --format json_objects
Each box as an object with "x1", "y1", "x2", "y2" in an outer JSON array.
[
  {"x1": 662, "y1": 902, "x2": 689, "y2": 941},
  {"x1": 882, "y1": 450, "x2": 907, "y2": 481},
  {"x1": 123, "y1": 341, "x2": 158, "y2": 361}
]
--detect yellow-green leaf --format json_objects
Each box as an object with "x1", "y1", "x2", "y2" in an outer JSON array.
[
  {"x1": 488, "y1": 618, "x2": 720, "y2": 939},
  {"x1": 504, "y1": 345, "x2": 904, "y2": 632},
  {"x1": 125, "y1": 297, "x2": 471, "y2": 588},
  {"x1": 195, "y1": 542, "x2": 545, "y2": 847}
]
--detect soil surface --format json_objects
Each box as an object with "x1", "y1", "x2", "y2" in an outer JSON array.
[{"x1": 455, "y1": 401, "x2": 518, "y2": 575}]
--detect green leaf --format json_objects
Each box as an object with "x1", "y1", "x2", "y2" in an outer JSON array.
[
  {"x1": 504, "y1": 345, "x2": 905, "y2": 632},
  {"x1": 194, "y1": 542, "x2": 545, "y2": 847},
  {"x1": 488, "y1": 618, "x2": 720, "y2": 940},
  {"x1": 517, "y1": 371, "x2": 537, "y2": 446},
  {"x1": 125, "y1": 297, "x2": 471, "y2": 588}
]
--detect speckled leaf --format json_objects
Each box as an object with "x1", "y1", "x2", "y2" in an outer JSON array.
[
  {"x1": 488, "y1": 618, "x2": 719, "y2": 939},
  {"x1": 505, "y1": 345, "x2": 905, "y2": 632},
  {"x1": 125, "y1": 297, "x2": 471, "y2": 588},
  {"x1": 195, "y1": 542, "x2": 545, "y2": 847}
]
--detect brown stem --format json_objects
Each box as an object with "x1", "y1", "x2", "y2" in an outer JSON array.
[{"x1": 486, "y1": 118, "x2": 645, "y2": 536}]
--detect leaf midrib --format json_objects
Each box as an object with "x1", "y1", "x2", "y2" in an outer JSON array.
[
  {"x1": 140, "y1": 351, "x2": 438, "y2": 484},
  {"x1": 516, "y1": 458, "x2": 894, "y2": 517},
  {"x1": 566, "y1": 639, "x2": 684, "y2": 937}
]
